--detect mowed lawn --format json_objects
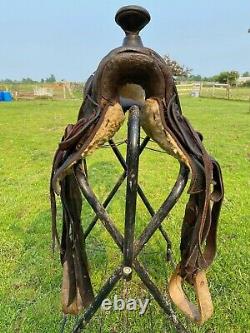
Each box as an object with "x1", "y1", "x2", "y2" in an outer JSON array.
[{"x1": 0, "y1": 97, "x2": 249, "y2": 333}]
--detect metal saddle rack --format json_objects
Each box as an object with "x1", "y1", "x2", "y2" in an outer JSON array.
[{"x1": 50, "y1": 5, "x2": 224, "y2": 333}]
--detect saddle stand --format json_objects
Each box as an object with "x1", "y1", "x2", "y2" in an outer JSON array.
[
  {"x1": 50, "y1": 6, "x2": 224, "y2": 333},
  {"x1": 73, "y1": 106, "x2": 189, "y2": 333}
]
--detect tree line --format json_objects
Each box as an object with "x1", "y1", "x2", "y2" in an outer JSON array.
[
  {"x1": 1, "y1": 65, "x2": 250, "y2": 87},
  {"x1": 163, "y1": 55, "x2": 249, "y2": 85},
  {"x1": 189, "y1": 71, "x2": 250, "y2": 85},
  {"x1": 0, "y1": 74, "x2": 56, "y2": 84}
]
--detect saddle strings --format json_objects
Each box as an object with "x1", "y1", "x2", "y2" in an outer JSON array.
[{"x1": 100, "y1": 136, "x2": 169, "y2": 154}]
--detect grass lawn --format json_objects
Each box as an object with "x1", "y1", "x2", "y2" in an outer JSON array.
[{"x1": 0, "y1": 97, "x2": 249, "y2": 333}]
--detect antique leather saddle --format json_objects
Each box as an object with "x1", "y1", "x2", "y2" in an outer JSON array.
[{"x1": 50, "y1": 6, "x2": 224, "y2": 324}]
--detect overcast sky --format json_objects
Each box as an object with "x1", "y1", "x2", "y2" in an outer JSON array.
[{"x1": 1, "y1": 0, "x2": 249, "y2": 81}]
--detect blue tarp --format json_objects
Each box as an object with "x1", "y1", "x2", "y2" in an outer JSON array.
[{"x1": 0, "y1": 91, "x2": 13, "y2": 102}]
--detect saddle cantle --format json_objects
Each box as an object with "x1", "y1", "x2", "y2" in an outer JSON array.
[{"x1": 50, "y1": 5, "x2": 224, "y2": 324}]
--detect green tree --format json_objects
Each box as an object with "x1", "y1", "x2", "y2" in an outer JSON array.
[
  {"x1": 213, "y1": 72, "x2": 228, "y2": 84},
  {"x1": 45, "y1": 74, "x2": 56, "y2": 83},
  {"x1": 188, "y1": 74, "x2": 202, "y2": 81},
  {"x1": 21, "y1": 77, "x2": 37, "y2": 83},
  {"x1": 214, "y1": 71, "x2": 239, "y2": 85},
  {"x1": 227, "y1": 71, "x2": 239, "y2": 85},
  {"x1": 0, "y1": 78, "x2": 13, "y2": 83},
  {"x1": 163, "y1": 55, "x2": 192, "y2": 78},
  {"x1": 242, "y1": 71, "x2": 250, "y2": 77}
]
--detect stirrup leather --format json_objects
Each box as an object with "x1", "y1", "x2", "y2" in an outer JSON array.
[{"x1": 168, "y1": 265, "x2": 213, "y2": 324}]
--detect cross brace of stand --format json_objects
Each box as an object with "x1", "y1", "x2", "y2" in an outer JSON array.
[{"x1": 72, "y1": 105, "x2": 190, "y2": 333}]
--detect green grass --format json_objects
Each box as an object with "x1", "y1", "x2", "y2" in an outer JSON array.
[{"x1": 0, "y1": 97, "x2": 249, "y2": 332}]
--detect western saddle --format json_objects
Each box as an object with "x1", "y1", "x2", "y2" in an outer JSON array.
[{"x1": 50, "y1": 5, "x2": 224, "y2": 329}]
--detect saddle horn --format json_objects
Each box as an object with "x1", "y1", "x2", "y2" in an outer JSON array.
[{"x1": 115, "y1": 5, "x2": 150, "y2": 47}]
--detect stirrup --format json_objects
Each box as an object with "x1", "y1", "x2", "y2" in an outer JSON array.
[{"x1": 168, "y1": 265, "x2": 213, "y2": 325}]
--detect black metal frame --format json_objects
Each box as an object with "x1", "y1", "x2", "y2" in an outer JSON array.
[{"x1": 72, "y1": 106, "x2": 190, "y2": 333}]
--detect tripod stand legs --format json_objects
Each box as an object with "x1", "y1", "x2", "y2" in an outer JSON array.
[{"x1": 72, "y1": 105, "x2": 189, "y2": 333}]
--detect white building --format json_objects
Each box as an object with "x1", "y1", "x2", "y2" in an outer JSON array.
[{"x1": 237, "y1": 76, "x2": 250, "y2": 84}]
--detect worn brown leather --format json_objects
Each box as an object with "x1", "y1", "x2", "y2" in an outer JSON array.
[{"x1": 50, "y1": 37, "x2": 224, "y2": 318}]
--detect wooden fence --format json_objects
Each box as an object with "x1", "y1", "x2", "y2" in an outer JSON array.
[
  {"x1": 0, "y1": 82, "x2": 83, "y2": 100},
  {"x1": 1, "y1": 82, "x2": 250, "y2": 102},
  {"x1": 176, "y1": 82, "x2": 250, "y2": 101}
]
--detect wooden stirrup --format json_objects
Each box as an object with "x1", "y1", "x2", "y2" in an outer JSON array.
[{"x1": 168, "y1": 265, "x2": 213, "y2": 325}]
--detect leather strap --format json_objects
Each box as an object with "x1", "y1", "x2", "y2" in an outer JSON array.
[
  {"x1": 168, "y1": 265, "x2": 213, "y2": 325},
  {"x1": 169, "y1": 159, "x2": 223, "y2": 323}
]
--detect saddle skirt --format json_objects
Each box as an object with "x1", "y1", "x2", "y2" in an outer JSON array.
[{"x1": 50, "y1": 7, "x2": 224, "y2": 324}]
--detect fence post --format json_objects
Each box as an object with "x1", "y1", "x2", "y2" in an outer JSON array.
[
  {"x1": 63, "y1": 84, "x2": 66, "y2": 99},
  {"x1": 226, "y1": 85, "x2": 230, "y2": 100},
  {"x1": 199, "y1": 82, "x2": 202, "y2": 97}
]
